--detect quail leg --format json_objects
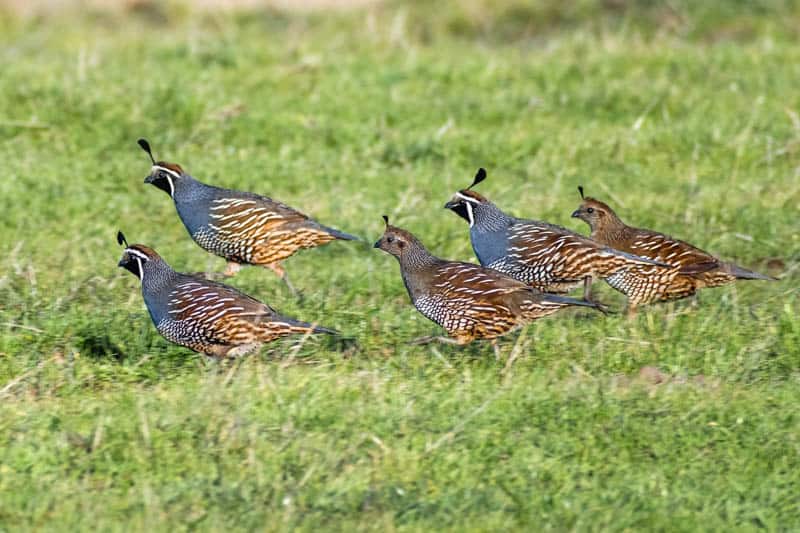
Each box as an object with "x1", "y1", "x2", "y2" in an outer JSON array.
[
  {"x1": 266, "y1": 262, "x2": 299, "y2": 297},
  {"x1": 626, "y1": 303, "x2": 639, "y2": 319},
  {"x1": 223, "y1": 261, "x2": 242, "y2": 277},
  {"x1": 583, "y1": 275, "x2": 593, "y2": 301},
  {"x1": 225, "y1": 343, "x2": 261, "y2": 358},
  {"x1": 408, "y1": 335, "x2": 460, "y2": 346},
  {"x1": 490, "y1": 339, "x2": 502, "y2": 361},
  {"x1": 204, "y1": 344, "x2": 232, "y2": 358},
  {"x1": 583, "y1": 275, "x2": 611, "y2": 314}
]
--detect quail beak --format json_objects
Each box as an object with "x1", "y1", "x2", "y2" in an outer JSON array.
[
  {"x1": 372, "y1": 239, "x2": 382, "y2": 249},
  {"x1": 444, "y1": 200, "x2": 460, "y2": 210},
  {"x1": 571, "y1": 209, "x2": 581, "y2": 218},
  {"x1": 144, "y1": 173, "x2": 156, "y2": 184}
]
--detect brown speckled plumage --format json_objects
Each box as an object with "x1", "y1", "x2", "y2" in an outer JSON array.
[
  {"x1": 374, "y1": 218, "x2": 599, "y2": 345},
  {"x1": 572, "y1": 192, "x2": 776, "y2": 311}
]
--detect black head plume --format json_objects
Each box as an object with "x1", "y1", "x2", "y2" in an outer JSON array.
[
  {"x1": 467, "y1": 168, "x2": 487, "y2": 190},
  {"x1": 117, "y1": 231, "x2": 128, "y2": 247},
  {"x1": 382, "y1": 215, "x2": 389, "y2": 226},
  {"x1": 137, "y1": 138, "x2": 155, "y2": 164},
  {"x1": 578, "y1": 185, "x2": 585, "y2": 199}
]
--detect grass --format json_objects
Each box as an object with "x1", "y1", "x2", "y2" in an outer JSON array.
[{"x1": 1, "y1": 0, "x2": 799, "y2": 530}]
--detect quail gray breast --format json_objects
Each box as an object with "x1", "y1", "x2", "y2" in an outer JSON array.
[
  {"x1": 444, "y1": 168, "x2": 672, "y2": 306},
  {"x1": 116, "y1": 232, "x2": 336, "y2": 357},
  {"x1": 137, "y1": 138, "x2": 359, "y2": 291}
]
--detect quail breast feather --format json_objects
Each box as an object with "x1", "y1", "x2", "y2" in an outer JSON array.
[{"x1": 116, "y1": 233, "x2": 336, "y2": 358}]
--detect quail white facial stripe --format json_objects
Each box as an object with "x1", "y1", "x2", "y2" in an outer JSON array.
[
  {"x1": 465, "y1": 202, "x2": 475, "y2": 228},
  {"x1": 152, "y1": 165, "x2": 181, "y2": 179},
  {"x1": 455, "y1": 192, "x2": 481, "y2": 204},
  {"x1": 125, "y1": 248, "x2": 150, "y2": 261}
]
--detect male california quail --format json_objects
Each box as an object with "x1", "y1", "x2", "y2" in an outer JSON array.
[
  {"x1": 373, "y1": 217, "x2": 600, "y2": 355},
  {"x1": 137, "y1": 139, "x2": 359, "y2": 293},
  {"x1": 445, "y1": 168, "x2": 671, "y2": 305},
  {"x1": 116, "y1": 231, "x2": 335, "y2": 357},
  {"x1": 571, "y1": 187, "x2": 776, "y2": 311}
]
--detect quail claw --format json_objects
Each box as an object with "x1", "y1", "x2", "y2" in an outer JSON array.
[{"x1": 589, "y1": 299, "x2": 613, "y2": 315}]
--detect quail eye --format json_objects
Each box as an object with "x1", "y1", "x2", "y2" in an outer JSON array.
[
  {"x1": 587, "y1": 207, "x2": 594, "y2": 214},
  {"x1": 387, "y1": 236, "x2": 394, "y2": 243}
]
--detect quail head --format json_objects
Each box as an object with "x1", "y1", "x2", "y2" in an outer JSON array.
[
  {"x1": 445, "y1": 168, "x2": 671, "y2": 306},
  {"x1": 571, "y1": 187, "x2": 776, "y2": 311},
  {"x1": 373, "y1": 216, "x2": 600, "y2": 350},
  {"x1": 116, "y1": 231, "x2": 336, "y2": 357},
  {"x1": 137, "y1": 139, "x2": 360, "y2": 293}
]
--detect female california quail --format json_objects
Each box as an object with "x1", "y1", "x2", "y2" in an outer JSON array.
[
  {"x1": 116, "y1": 231, "x2": 335, "y2": 357},
  {"x1": 373, "y1": 217, "x2": 599, "y2": 355},
  {"x1": 571, "y1": 187, "x2": 776, "y2": 312},
  {"x1": 137, "y1": 139, "x2": 359, "y2": 293},
  {"x1": 444, "y1": 168, "x2": 671, "y2": 306}
]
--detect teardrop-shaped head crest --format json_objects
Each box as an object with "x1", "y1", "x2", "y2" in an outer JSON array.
[
  {"x1": 578, "y1": 185, "x2": 585, "y2": 199},
  {"x1": 137, "y1": 138, "x2": 156, "y2": 164},
  {"x1": 382, "y1": 215, "x2": 389, "y2": 226},
  {"x1": 117, "y1": 230, "x2": 128, "y2": 247},
  {"x1": 467, "y1": 168, "x2": 487, "y2": 190}
]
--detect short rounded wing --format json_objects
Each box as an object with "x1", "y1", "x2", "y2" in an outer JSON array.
[
  {"x1": 497, "y1": 219, "x2": 662, "y2": 285},
  {"x1": 164, "y1": 275, "x2": 299, "y2": 347},
  {"x1": 623, "y1": 229, "x2": 720, "y2": 275}
]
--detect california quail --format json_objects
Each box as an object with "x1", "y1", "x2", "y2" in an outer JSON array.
[
  {"x1": 445, "y1": 168, "x2": 671, "y2": 305},
  {"x1": 137, "y1": 139, "x2": 359, "y2": 293},
  {"x1": 373, "y1": 217, "x2": 600, "y2": 354},
  {"x1": 116, "y1": 231, "x2": 336, "y2": 357},
  {"x1": 571, "y1": 187, "x2": 776, "y2": 312}
]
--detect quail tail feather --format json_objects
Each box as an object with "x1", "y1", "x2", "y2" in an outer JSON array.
[
  {"x1": 541, "y1": 293, "x2": 604, "y2": 310},
  {"x1": 725, "y1": 263, "x2": 777, "y2": 281},
  {"x1": 310, "y1": 324, "x2": 339, "y2": 335},
  {"x1": 279, "y1": 316, "x2": 339, "y2": 336},
  {"x1": 323, "y1": 225, "x2": 361, "y2": 241}
]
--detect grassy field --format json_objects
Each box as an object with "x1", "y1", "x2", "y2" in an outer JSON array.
[{"x1": 1, "y1": 0, "x2": 799, "y2": 530}]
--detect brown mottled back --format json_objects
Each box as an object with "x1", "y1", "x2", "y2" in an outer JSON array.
[
  {"x1": 374, "y1": 218, "x2": 599, "y2": 344},
  {"x1": 571, "y1": 191, "x2": 775, "y2": 309}
]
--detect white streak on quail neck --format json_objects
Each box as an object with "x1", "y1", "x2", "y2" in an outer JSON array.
[
  {"x1": 135, "y1": 258, "x2": 144, "y2": 281},
  {"x1": 465, "y1": 202, "x2": 475, "y2": 227}
]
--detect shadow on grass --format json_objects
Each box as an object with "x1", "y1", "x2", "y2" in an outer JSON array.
[{"x1": 74, "y1": 324, "x2": 128, "y2": 362}]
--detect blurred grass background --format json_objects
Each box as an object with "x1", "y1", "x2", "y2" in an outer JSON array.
[{"x1": 0, "y1": 0, "x2": 799, "y2": 530}]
